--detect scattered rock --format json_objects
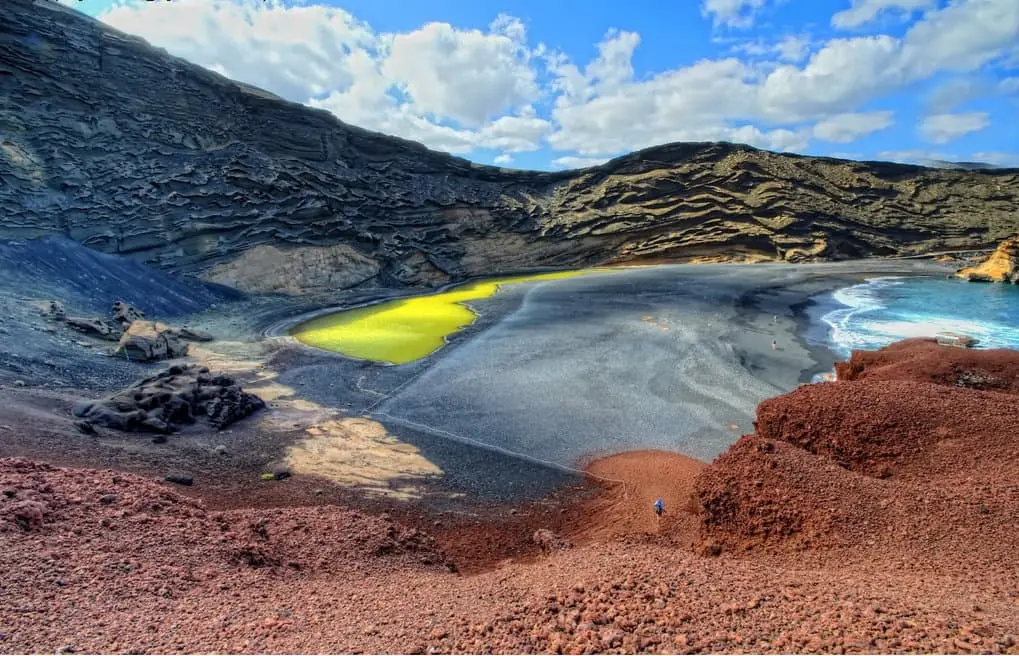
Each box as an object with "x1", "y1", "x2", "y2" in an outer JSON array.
[
  {"x1": 72, "y1": 365, "x2": 265, "y2": 433},
  {"x1": 532, "y1": 529, "x2": 573, "y2": 553},
  {"x1": 115, "y1": 321, "x2": 188, "y2": 361},
  {"x1": 111, "y1": 300, "x2": 145, "y2": 327},
  {"x1": 13, "y1": 380, "x2": 25, "y2": 387},
  {"x1": 164, "y1": 473, "x2": 194, "y2": 486},
  {"x1": 65, "y1": 316, "x2": 122, "y2": 341},
  {"x1": 266, "y1": 461, "x2": 292, "y2": 481},
  {"x1": 173, "y1": 326, "x2": 214, "y2": 342},
  {"x1": 74, "y1": 421, "x2": 95, "y2": 435},
  {"x1": 40, "y1": 300, "x2": 66, "y2": 320},
  {"x1": 214, "y1": 444, "x2": 228, "y2": 456}
]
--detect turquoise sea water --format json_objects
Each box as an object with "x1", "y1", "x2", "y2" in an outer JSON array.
[{"x1": 814, "y1": 276, "x2": 1019, "y2": 358}]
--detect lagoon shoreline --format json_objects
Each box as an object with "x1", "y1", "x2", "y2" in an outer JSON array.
[{"x1": 238, "y1": 259, "x2": 956, "y2": 505}]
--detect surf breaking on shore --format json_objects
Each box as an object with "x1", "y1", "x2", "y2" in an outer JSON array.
[{"x1": 2, "y1": 337, "x2": 1018, "y2": 653}]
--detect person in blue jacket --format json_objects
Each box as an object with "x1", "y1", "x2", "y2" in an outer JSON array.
[{"x1": 654, "y1": 498, "x2": 664, "y2": 518}]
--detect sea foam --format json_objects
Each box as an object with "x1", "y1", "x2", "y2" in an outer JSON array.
[{"x1": 821, "y1": 276, "x2": 1019, "y2": 358}]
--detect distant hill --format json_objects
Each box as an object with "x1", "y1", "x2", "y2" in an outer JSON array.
[
  {"x1": 924, "y1": 160, "x2": 1004, "y2": 171},
  {"x1": 2, "y1": 0, "x2": 1018, "y2": 293}
]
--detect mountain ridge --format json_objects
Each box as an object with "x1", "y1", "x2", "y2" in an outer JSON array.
[{"x1": 2, "y1": 0, "x2": 1018, "y2": 293}]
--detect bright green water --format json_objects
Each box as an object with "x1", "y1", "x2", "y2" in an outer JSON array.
[{"x1": 292, "y1": 270, "x2": 600, "y2": 364}]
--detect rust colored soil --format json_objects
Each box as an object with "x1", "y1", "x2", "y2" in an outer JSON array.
[
  {"x1": 2, "y1": 339, "x2": 1019, "y2": 653},
  {"x1": 835, "y1": 337, "x2": 1019, "y2": 393},
  {"x1": 569, "y1": 450, "x2": 706, "y2": 544}
]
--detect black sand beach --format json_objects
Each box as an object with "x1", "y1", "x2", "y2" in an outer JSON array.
[{"x1": 255, "y1": 259, "x2": 951, "y2": 501}]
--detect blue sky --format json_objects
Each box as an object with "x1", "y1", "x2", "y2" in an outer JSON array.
[{"x1": 66, "y1": 0, "x2": 1019, "y2": 170}]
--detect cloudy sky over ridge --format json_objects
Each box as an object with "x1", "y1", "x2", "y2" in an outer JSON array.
[{"x1": 63, "y1": 0, "x2": 1019, "y2": 170}]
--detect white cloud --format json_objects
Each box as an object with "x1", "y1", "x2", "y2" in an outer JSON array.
[
  {"x1": 99, "y1": 1, "x2": 548, "y2": 156},
  {"x1": 877, "y1": 149, "x2": 949, "y2": 164},
  {"x1": 382, "y1": 16, "x2": 538, "y2": 126},
  {"x1": 970, "y1": 152, "x2": 1019, "y2": 166},
  {"x1": 920, "y1": 112, "x2": 990, "y2": 143},
  {"x1": 551, "y1": 156, "x2": 611, "y2": 169},
  {"x1": 762, "y1": 0, "x2": 1019, "y2": 121},
  {"x1": 899, "y1": 0, "x2": 1019, "y2": 76},
  {"x1": 93, "y1": 0, "x2": 1018, "y2": 168},
  {"x1": 701, "y1": 0, "x2": 770, "y2": 28},
  {"x1": 758, "y1": 35, "x2": 906, "y2": 122},
  {"x1": 477, "y1": 115, "x2": 551, "y2": 152},
  {"x1": 813, "y1": 111, "x2": 895, "y2": 143},
  {"x1": 776, "y1": 35, "x2": 812, "y2": 62},
  {"x1": 100, "y1": 0, "x2": 376, "y2": 103},
  {"x1": 832, "y1": 0, "x2": 936, "y2": 29},
  {"x1": 824, "y1": 151, "x2": 866, "y2": 160},
  {"x1": 493, "y1": 154, "x2": 514, "y2": 165},
  {"x1": 547, "y1": 0, "x2": 1017, "y2": 161},
  {"x1": 728, "y1": 34, "x2": 813, "y2": 63},
  {"x1": 877, "y1": 149, "x2": 1016, "y2": 167}
]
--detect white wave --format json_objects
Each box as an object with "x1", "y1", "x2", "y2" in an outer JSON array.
[
  {"x1": 822, "y1": 277, "x2": 905, "y2": 356},
  {"x1": 822, "y1": 277, "x2": 1019, "y2": 355}
]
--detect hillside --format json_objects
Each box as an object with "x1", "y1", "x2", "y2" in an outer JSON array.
[{"x1": 3, "y1": 0, "x2": 1019, "y2": 294}]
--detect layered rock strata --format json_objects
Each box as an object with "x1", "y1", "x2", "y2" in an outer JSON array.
[{"x1": 2, "y1": 0, "x2": 1018, "y2": 294}]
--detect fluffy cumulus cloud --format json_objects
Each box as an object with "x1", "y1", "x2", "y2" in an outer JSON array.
[
  {"x1": 382, "y1": 16, "x2": 538, "y2": 126},
  {"x1": 920, "y1": 112, "x2": 991, "y2": 143},
  {"x1": 90, "y1": 0, "x2": 1017, "y2": 168},
  {"x1": 813, "y1": 111, "x2": 895, "y2": 143},
  {"x1": 100, "y1": 0, "x2": 376, "y2": 102}
]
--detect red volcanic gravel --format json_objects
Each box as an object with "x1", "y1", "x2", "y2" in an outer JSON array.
[
  {"x1": 835, "y1": 337, "x2": 1019, "y2": 394},
  {"x1": 2, "y1": 340, "x2": 1019, "y2": 653}
]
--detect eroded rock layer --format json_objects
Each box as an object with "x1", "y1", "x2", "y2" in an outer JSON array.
[
  {"x1": 3, "y1": 0, "x2": 1019, "y2": 293},
  {"x1": 956, "y1": 236, "x2": 1019, "y2": 283}
]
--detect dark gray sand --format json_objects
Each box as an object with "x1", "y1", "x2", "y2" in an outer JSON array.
[{"x1": 279, "y1": 260, "x2": 950, "y2": 472}]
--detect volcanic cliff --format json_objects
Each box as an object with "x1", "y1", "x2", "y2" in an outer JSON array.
[{"x1": 3, "y1": 0, "x2": 1019, "y2": 294}]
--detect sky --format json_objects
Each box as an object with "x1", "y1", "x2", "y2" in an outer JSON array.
[{"x1": 61, "y1": 0, "x2": 1019, "y2": 171}]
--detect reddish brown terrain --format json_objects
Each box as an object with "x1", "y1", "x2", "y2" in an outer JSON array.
[{"x1": 2, "y1": 338, "x2": 1019, "y2": 654}]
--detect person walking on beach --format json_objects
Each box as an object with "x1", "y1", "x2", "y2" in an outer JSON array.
[
  {"x1": 771, "y1": 339, "x2": 777, "y2": 350},
  {"x1": 654, "y1": 498, "x2": 664, "y2": 519}
]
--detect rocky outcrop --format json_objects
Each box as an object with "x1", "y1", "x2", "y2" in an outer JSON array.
[
  {"x1": 111, "y1": 301, "x2": 145, "y2": 327},
  {"x1": 72, "y1": 364, "x2": 266, "y2": 433},
  {"x1": 955, "y1": 236, "x2": 1019, "y2": 283},
  {"x1": 2, "y1": 0, "x2": 1019, "y2": 295},
  {"x1": 65, "y1": 316, "x2": 122, "y2": 341},
  {"x1": 115, "y1": 321, "x2": 189, "y2": 361},
  {"x1": 205, "y1": 244, "x2": 381, "y2": 294}
]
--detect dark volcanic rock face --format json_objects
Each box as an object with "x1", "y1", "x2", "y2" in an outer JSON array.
[
  {"x1": 72, "y1": 364, "x2": 266, "y2": 434},
  {"x1": 3, "y1": 0, "x2": 1019, "y2": 294}
]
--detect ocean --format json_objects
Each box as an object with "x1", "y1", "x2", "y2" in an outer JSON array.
[{"x1": 807, "y1": 275, "x2": 1019, "y2": 359}]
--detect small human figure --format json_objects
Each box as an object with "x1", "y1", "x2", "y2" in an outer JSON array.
[
  {"x1": 653, "y1": 498, "x2": 664, "y2": 518},
  {"x1": 771, "y1": 339, "x2": 777, "y2": 350}
]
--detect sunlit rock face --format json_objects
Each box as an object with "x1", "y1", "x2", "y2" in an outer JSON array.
[
  {"x1": 3, "y1": 0, "x2": 1019, "y2": 295},
  {"x1": 955, "y1": 237, "x2": 1019, "y2": 284}
]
